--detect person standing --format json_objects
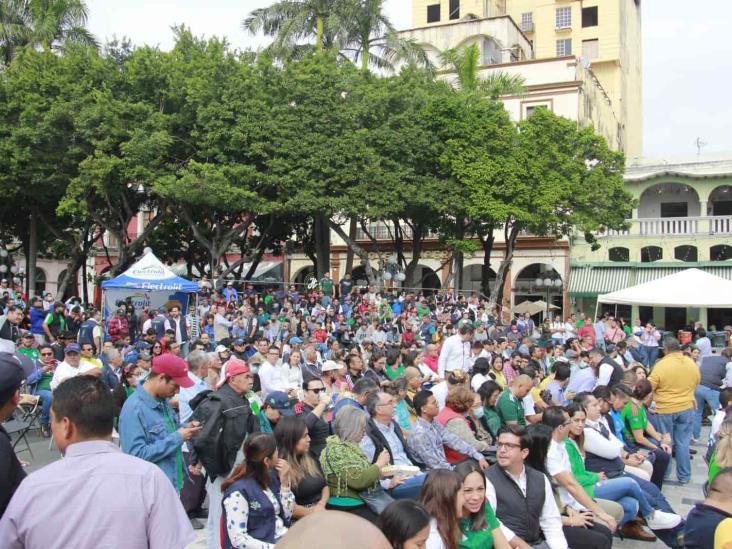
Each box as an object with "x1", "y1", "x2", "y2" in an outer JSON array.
[
  {"x1": 119, "y1": 354, "x2": 201, "y2": 491},
  {"x1": 0, "y1": 306, "x2": 22, "y2": 349},
  {"x1": 0, "y1": 353, "x2": 27, "y2": 517},
  {"x1": 648, "y1": 337, "x2": 700, "y2": 484},
  {"x1": 50, "y1": 344, "x2": 100, "y2": 390},
  {"x1": 165, "y1": 306, "x2": 191, "y2": 358},
  {"x1": 0, "y1": 376, "x2": 194, "y2": 548},
  {"x1": 437, "y1": 325, "x2": 474, "y2": 377}
]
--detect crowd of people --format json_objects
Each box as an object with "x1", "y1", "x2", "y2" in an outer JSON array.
[{"x1": 1, "y1": 276, "x2": 732, "y2": 548}]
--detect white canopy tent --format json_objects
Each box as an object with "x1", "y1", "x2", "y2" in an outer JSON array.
[{"x1": 597, "y1": 268, "x2": 732, "y2": 308}]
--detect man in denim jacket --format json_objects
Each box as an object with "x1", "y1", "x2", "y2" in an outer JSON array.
[{"x1": 119, "y1": 354, "x2": 201, "y2": 490}]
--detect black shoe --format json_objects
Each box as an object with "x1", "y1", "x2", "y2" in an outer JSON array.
[{"x1": 189, "y1": 518, "x2": 204, "y2": 530}]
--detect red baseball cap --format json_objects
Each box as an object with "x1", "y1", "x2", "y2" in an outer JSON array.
[
  {"x1": 217, "y1": 358, "x2": 250, "y2": 388},
  {"x1": 151, "y1": 354, "x2": 194, "y2": 388}
]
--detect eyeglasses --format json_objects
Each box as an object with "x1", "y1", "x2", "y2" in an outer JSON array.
[
  {"x1": 40, "y1": 352, "x2": 53, "y2": 357},
  {"x1": 496, "y1": 442, "x2": 522, "y2": 450},
  {"x1": 308, "y1": 387, "x2": 326, "y2": 394}
]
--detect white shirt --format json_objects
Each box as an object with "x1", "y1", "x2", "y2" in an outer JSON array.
[
  {"x1": 431, "y1": 381, "x2": 449, "y2": 410},
  {"x1": 595, "y1": 362, "x2": 615, "y2": 388},
  {"x1": 522, "y1": 393, "x2": 536, "y2": 417},
  {"x1": 547, "y1": 439, "x2": 585, "y2": 511},
  {"x1": 696, "y1": 337, "x2": 712, "y2": 358},
  {"x1": 425, "y1": 519, "x2": 446, "y2": 549},
  {"x1": 437, "y1": 334, "x2": 470, "y2": 377},
  {"x1": 417, "y1": 362, "x2": 439, "y2": 382},
  {"x1": 258, "y1": 360, "x2": 290, "y2": 398},
  {"x1": 471, "y1": 373, "x2": 490, "y2": 392},
  {"x1": 486, "y1": 468, "x2": 568, "y2": 549},
  {"x1": 583, "y1": 417, "x2": 624, "y2": 459},
  {"x1": 50, "y1": 360, "x2": 98, "y2": 391}
]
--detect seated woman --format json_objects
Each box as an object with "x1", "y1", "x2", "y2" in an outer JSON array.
[
  {"x1": 419, "y1": 469, "x2": 463, "y2": 549},
  {"x1": 524, "y1": 423, "x2": 613, "y2": 549},
  {"x1": 470, "y1": 358, "x2": 492, "y2": 392},
  {"x1": 565, "y1": 402, "x2": 681, "y2": 541},
  {"x1": 488, "y1": 356, "x2": 507, "y2": 390},
  {"x1": 385, "y1": 377, "x2": 416, "y2": 432},
  {"x1": 377, "y1": 500, "x2": 431, "y2": 549},
  {"x1": 319, "y1": 406, "x2": 390, "y2": 523},
  {"x1": 454, "y1": 459, "x2": 510, "y2": 549},
  {"x1": 709, "y1": 415, "x2": 732, "y2": 485},
  {"x1": 221, "y1": 433, "x2": 294, "y2": 548},
  {"x1": 476, "y1": 380, "x2": 503, "y2": 441},
  {"x1": 274, "y1": 416, "x2": 328, "y2": 520},
  {"x1": 621, "y1": 379, "x2": 672, "y2": 489},
  {"x1": 436, "y1": 387, "x2": 492, "y2": 463}
]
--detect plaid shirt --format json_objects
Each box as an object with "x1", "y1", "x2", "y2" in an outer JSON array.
[{"x1": 407, "y1": 417, "x2": 482, "y2": 471}]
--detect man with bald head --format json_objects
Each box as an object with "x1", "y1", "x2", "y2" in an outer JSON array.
[
  {"x1": 684, "y1": 467, "x2": 732, "y2": 548},
  {"x1": 276, "y1": 511, "x2": 391, "y2": 549},
  {"x1": 495, "y1": 374, "x2": 533, "y2": 427}
]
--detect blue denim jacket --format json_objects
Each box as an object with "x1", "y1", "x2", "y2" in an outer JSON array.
[{"x1": 119, "y1": 385, "x2": 183, "y2": 488}]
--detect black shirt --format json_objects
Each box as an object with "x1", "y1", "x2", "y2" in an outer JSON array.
[
  {"x1": 292, "y1": 466, "x2": 327, "y2": 507},
  {"x1": 684, "y1": 502, "x2": 732, "y2": 549},
  {"x1": 300, "y1": 403, "x2": 330, "y2": 460},
  {"x1": 0, "y1": 424, "x2": 26, "y2": 517}
]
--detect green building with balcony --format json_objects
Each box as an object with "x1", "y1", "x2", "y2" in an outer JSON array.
[{"x1": 569, "y1": 155, "x2": 732, "y2": 331}]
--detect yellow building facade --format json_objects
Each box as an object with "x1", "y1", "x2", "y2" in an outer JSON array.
[{"x1": 410, "y1": 0, "x2": 642, "y2": 157}]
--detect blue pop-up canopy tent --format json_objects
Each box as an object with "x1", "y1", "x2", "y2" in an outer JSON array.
[{"x1": 101, "y1": 251, "x2": 198, "y2": 322}]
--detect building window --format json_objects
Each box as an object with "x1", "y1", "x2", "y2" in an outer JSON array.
[
  {"x1": 674, "y1": 245, "x2": 698, "y2": 262},
  {"x1": 556, "y1": 39, "x2": 572, "y2": 57},
  {"x1": 711, "y1": 245, "x2": 732, "y2": 261},
  {"x1": 582, "y1": 6, "x2": 598, "y2": 27},
  {"x1": 582, "y1": 39, "x2": 599, "y2": 60},
  {"x1": 483, "y1": 38, "x2": 501, "y2": 65},
  {"x1": 641, "y1": 246, "x2": 663, "y2": 263},
  {"x1": 660, "y1": 202, "x2": 688, "y2": 218},
  {"x1": 427, "y1": 3, "x2": 440, "y2": 23},
  {"x1": 556, "y1": 7, "x2": 572, "y2": 29},
  {"x1": 449, "y1": 0, "x2": 460, "y2": 20},
  {"x1": 521, "y1": 12, "x2": 534, "y2": 32},
  {"x1": 524, "y1": 104, "x2": 550, "y2": 118},
  {"x1": 608, "y1": 247, "x2": 630, "y2": 262}
]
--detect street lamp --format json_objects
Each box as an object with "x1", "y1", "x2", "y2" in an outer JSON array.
[{"x1": 534, "y1": 271, "x2": 563, "y2": 319}]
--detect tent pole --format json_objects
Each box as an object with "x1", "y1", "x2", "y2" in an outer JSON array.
[{"x1": 594, "y1": 297, "x2": 600, "y2": 324}]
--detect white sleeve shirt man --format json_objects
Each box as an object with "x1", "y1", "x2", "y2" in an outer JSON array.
[
  {"x1": 437, "y1": 334, "x2": 469, "y2": 377},
  {"x1": 257, "y1": 361, "x2": 289, "y2": 398},
  {"x1": 546, "y1": 440, "x2": 586, "y2": 512}
]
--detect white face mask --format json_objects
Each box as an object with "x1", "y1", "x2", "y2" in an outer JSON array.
[{"x1": 472, "y1": 407, "x2": 485, "y2": 419}]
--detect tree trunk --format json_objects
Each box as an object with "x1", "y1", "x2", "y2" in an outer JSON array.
[
  {"x1": 344, "y1": 216, "x2": 357, "y2": 275},
  {"x1": 454, "y1": 217, "x2": 465, "y2": 293},
  {"x1": 328, "y1": 221, "x2": 377, "y2": 284},
  {"x1": 27, "y1": 207, "x2": 38, "y2": 297},
  {"x1": 57, "y1": 254, "x2": 85, "y2": 299},
  {"x1": 316, "y1": 17, "x2": 324, "y2": 52},
  {"x1": 314, "y1": 214, "x2": 330, "y2": 278},
  {"x1": 480, "y1": 225, "x2": 496, "y2": 298},
  {"x1": 488, "y1": 223, "x2": 520, "y2": 312},
  {"x1": 404, "y1": 223, "x2": 424, "y2": 288}
]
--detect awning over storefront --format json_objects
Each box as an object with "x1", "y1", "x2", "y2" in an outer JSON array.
[
  {"x1": 568, "y1": 267, "x2": 631, "y2": 297},
  {"x1": 634, "y1": 266, "x2": 732, "y2": 284}
]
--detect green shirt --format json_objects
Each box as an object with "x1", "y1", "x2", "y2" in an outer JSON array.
[
  {"x1": 320, "y1": 278, "x2": 334, "y2": 296},
  {"x1": 709, "y1": 453, "x2": 721, "y2": 486},
  {"x1": 17, "y1": 347, "x2": 39, "y2": 361},
  {"x1": 620, "y1": 401, "x2": 647, "y2": 444},
  {"x1": 459, "y1": 502, "x2": 500, "y2": 549},
  {"x1": 162, "y1": 406, "x2": 184, "y2": 492},
  {"x1": 563, "y1": 438, "x2": 600, "y2": 498},
  {"x1": 496, "y1": 389, "x2": 525, "y2": 427},
  {"x1": 385, "y1": 364, "x2": 404, "y2": 380},
  {"x1": 484, "y1": 407, "x2": 502, "y2": 438},
  {"x1": 416, "y1": 304, "x2": 431, "y2": 319}
]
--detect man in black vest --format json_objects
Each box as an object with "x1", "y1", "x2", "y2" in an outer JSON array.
[
  {"x1": 589, "y1": 348, "x2": 623, "y2": 388},
  {"x1": 359, "y1": 391, "x2": 426, "y2": 500},
  {"x1": 484, "y1": 426, "x2": 567, "y2": 549},
  {"x1": 695, "y1": 348, "x2": 732, "y2": 441},
  {"x1": 165, "y1": 305, "x2": 190, "y2": 357},
  {"x1": 150, "y1": 307, "x2": 167, "y2": 341}
]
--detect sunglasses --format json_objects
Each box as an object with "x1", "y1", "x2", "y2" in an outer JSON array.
[
  {"x1": 308, "y1": 387, "x2": 326, "y2": 394},
  {"x1": 40, "y1": 352, "x2": 54, "y2": 356}
]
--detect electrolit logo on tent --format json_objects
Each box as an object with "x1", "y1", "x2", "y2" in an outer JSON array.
[
  {"x1": 127, "y1": 291, "x2": 152, "y2": 311},
  {"x1": 130, "y1": 264, "x2": 166, "y2": 278}
]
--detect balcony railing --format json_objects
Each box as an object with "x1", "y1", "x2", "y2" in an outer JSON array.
[
  {"x1": 354, "y1": 223, "x2": 438, "y2": 241},
  {"x1": 597, "y1": 216, "x2": 732, "y2": 237}
]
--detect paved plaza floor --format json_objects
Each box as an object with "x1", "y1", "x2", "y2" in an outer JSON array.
[{"x1": 18, "y1": 426, "x2": 710, "y2": 548}]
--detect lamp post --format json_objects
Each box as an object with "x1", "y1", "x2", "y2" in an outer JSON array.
[{"x1": 534, "y1": 272, "x2": 563, "y2": 321}]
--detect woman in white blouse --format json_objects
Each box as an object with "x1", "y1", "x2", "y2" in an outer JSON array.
[
  {"x1": 285, "y1": 350, "x2": 304, "y2": 391},
  {"x1": 221, "y1": 433, "x2": 295, "y2": 548}
]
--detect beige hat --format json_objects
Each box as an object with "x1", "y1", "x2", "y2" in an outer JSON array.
[{"x1": 321, "y1": 360, "x2": 342, "y2": 372}]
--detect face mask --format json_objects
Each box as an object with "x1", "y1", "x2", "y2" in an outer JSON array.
[
  {"x1": 250, "y1": 365, "x2": 259, "y2": 375},
  {"x1": 473, "y1": 407, "x2": 485, "y2": 419}
]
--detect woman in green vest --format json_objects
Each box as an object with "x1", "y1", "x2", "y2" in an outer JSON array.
[
  {"x1": 454, "y1": 459, "x2": 510, "y2": 549},
  {"x1": 709, "y1": 415, "x2": 732, "y2": 485},
  {"x1": 476, "y1": 380, "x2": 503, "y2": 440}
]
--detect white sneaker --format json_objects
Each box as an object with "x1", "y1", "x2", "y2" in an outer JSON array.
[{"x1": 646, "y1": 510, "x2": 682, "y2": 530}]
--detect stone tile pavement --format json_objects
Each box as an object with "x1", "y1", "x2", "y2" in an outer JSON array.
[{"x1": 16, "y1": 426, "x2": 711, "y2": 548}]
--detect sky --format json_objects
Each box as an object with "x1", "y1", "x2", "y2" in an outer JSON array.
[{"x1": 85, "y1": 0, "x2": 732, "y2": 158}]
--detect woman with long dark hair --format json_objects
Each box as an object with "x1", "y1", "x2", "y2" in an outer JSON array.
[
  {"x1": 221, "y1": 433, "x2": 294, "y2": 547},
  {"x1": 454, "y1": 460, "x2": 510, "y2": 549},
  {"x1": 377, "y1": 500, "x2": 431, "y2": 549},
  {"x1": 477, "y1": 380, "x2": 503, "y2": 440},
  {"x1": 151, "y1": 340, "x2": 163, "y2": 357},
  {"x1": 274, "y1": 416, "x2": 328, "y2": 519},
  {"x1": 419, "y1": 469, "x2": 463, "y2": 549}
]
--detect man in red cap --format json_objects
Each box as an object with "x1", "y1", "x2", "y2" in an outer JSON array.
[
  {"x1": 119, "y1": 354, "x2": 202, "y2": 494},
  {"x1": 189, "y1": 358, "x2": 259, "y2": 549}
]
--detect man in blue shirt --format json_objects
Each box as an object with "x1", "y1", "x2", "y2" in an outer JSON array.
[{"x1": 119, "y1": 354, "x2": 201, "y2": 492}]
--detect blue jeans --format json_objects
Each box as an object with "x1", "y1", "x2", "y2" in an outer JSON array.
[
  {"x1": 594, "y1": 476, "x2": 654, "y2": 525},
  {"x1": 388, "y1": 473, "x2": 425, "y2": 500},
  {"x1": 655, "y1": 408, "x2": 694, "y2": 483},
  {"x1": 35, "y1": 389, "x2": 53, "y2": 427},
  {"x1": 694, "y1": 385, "x2": 720, "y2": 439},
  {"x1": 640, "y1": 345, "x2": 659, "y2": 367}
]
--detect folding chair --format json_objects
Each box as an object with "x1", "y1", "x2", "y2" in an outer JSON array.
[
  {"x1": 18, "y1": 394, "x2": 42, "y2": 433},
  {"x1": 3, "y1": 418, "x2": 34, "y2": 460}
]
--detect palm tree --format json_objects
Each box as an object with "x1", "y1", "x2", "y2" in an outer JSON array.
[
  {"x1": 439, "y1": 43, "x2": 525, "y2": 98},
  {"x1": 0, "y1": 0, "x2": 97, "y2": 66}
]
